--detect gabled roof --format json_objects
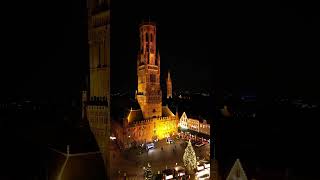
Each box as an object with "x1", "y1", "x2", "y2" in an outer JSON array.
[
  {"x1": 126, "y1": 106, "x2": 175, "y2": 123},
  {"x1": 226, "y1": 159, "x2": 248, "y2": 180},
  {"x1": 180, "y1": 112, "x2": 187, "y2": 119},
  {"x1": 48, "y1": 150, "x2": 105, "y2": 180},
  {"x1": 162, "y1": 106, "x2": 175, "y2": 117},
  {"x1": 181, "y1": 111, "x2": 211, "y2": 125},
  {"x1": 127, "y1": 109, "x2": 144, "y2": 123}
]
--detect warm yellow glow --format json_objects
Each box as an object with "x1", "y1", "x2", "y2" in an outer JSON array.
[
  {"x1": 154, "y1": 119, "x2": 177, "y2": 139},
  {"x1": 127, "y1": 109, "x2": 133, "y2": 123}
]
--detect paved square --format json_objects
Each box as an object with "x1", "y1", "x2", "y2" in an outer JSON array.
[{"x1": 110, "y1": 137, "x2": 210, "y2": 179}]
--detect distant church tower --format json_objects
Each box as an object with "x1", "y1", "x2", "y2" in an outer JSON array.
[
  {"x1": 166, "y1": 71, "x2": 172, "y2": 99},
  {"x1": 86, "y1": 0, "x2": 110, "y2": 177},
  {"x1": 136, "y1": 21, "x2": 162, "y2": 119}
]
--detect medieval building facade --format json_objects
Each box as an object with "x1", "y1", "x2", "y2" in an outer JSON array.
[
  {"x1": 82, "y1": 0, "x2": 110, "y2": 177},
  {"x1": 179, "y1": 112, "x2": 211, "y2": 136},
  {"x1": 112, "y1": 22, "x2": 178, "y2": 149}
]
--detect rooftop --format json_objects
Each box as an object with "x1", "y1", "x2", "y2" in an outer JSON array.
[
  {"x1": 126, "y1": 106, "x2": 175, "y2": 123},
  {"x1": 139, "y1": 20, "x2": 156, "y2": 27},
  {"x1": 47, "y1": 126, "x2": 99, "y2": 154},
  {"x1": 48, "y1": 149, "x2": 105, "y2": 180}
]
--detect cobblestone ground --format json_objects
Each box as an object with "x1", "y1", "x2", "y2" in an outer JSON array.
[{"x1": 110, "y1": 138, "x2": 210, "y2": 179}]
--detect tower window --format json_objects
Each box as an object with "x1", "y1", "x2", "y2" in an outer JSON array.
[
  {"x1": 150, "y1": 74, "x2": 156, "y2": 82},
  {"x1": 146, "y1": 33, "x2": 149, "y2": 42}
]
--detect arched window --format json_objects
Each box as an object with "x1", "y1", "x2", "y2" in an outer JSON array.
[
  {"x1": 146, "y1": 33, "x2": 149, "y2": 42},
  {"x1": 150, "y1": 33, "x2": 153, "y2": 42}
]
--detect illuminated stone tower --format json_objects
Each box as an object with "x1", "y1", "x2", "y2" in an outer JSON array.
[
  {"x1": 166, "y1": 71, "x2": 172, "y2": 99},
  {"x1": 86, "y1": 0, "x2": 110, "y2": 177},
  {"x1": 137, "y1": 22, "x2": 162, "y2": 119}
]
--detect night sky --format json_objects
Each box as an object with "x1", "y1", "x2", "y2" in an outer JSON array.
[
  {"x1": 1, "y1": 0, "x2": 87, "y2": 101},
  {"x1": 1, "y1": 1, "x2": 320, "y2": 101},
  {"x1": 112, "y1": 1, "x2": 320, "y2": 97}
]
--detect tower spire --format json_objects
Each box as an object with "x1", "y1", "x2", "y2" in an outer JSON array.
[{"x1": 166, "y1": 70, "x2": 172, "y2": 99}]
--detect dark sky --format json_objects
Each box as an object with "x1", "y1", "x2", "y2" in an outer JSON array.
[
  {"x1": 112, "y1": 1, "x2": 320, "y2": 97},
  {"x1": 1, "y1": 1, "x2": 320, "y2": 100},
  {"x1": 1, "y1": 0, "x2": 87, "y2": 101}
]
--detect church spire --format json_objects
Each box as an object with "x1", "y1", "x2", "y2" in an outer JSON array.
[{"x1": 166, "y1": 70, "x2": 172, "y2": 99}]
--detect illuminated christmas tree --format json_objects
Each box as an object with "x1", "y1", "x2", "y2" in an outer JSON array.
[
  {"x1": 183, "y1": 140, "x2": 197, "y2": 173},
  {"x1": 144, "y1": 162, "x2": 153, "y2": 180}
]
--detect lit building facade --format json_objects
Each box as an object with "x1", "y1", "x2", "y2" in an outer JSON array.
[
  {"x1": 112, "y1": 22, "x2": 178, "y2": 148},
  {"x1": 179, "y1": 112, "x2": 188, "y2": 129},
  {"x1": 199, "y1": 119, "x2": 210, "y2": 135},
  {"x1": 84, "y1": 0, "x2": 110, "y2": 175},
  {"x1": 136, "y1": 22, "x2": 162, "y2": 120},
  {"x1": 178, "y1": 112, "x2": 210, "y2": 136},
  {"x1": 188, "y1": 118, "x2": 200, "y2": 132}
]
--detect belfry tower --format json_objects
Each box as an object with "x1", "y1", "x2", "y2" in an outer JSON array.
[
  {"x1": 137, "y1": 22, "x2": 162, "y2": 119},
  {"x1": 166, "y1": 71, "x2": 172, "y2": 99},
  {"x1": 86, "y1": 0, "x2": 110, "y2": 177}
]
